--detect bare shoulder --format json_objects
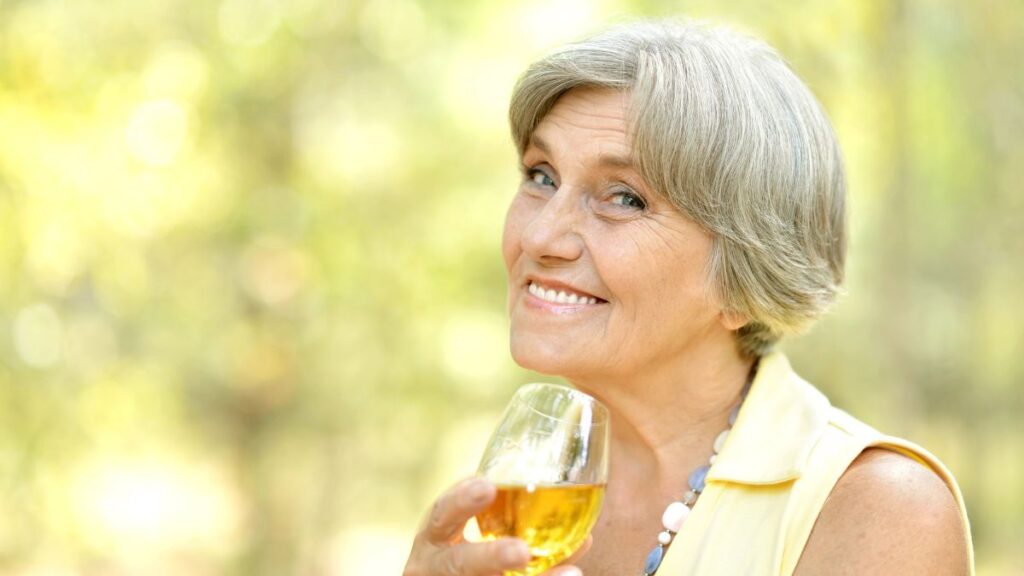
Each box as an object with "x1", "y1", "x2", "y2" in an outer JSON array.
[{"x1": 794, "y1": 447, "x2": 970, "y2": 576}]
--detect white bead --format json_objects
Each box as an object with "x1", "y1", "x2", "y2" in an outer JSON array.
[
  {"x1": 682, "y1": 490, "x2": 697, "y2": 505},
  {"x1": 709, "y1": 454, "x2": 717, "y2": 465},
  {"x1": 713, "y1": 430, "x2": 730, "y2": 454},
  {"x1": 662, "y1": 501, "x2": 691, "y2": 532},
  {"x1": 658, "y1": 530, "x2": 673, "y2": 545}
]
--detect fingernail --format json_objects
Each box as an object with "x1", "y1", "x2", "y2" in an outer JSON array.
[
  {"x1": 503, "y1": 541, "x2": 530, "y2": 564},
  {"x1": 466, "y1": 480, "x2": 492, "y2": 504}
]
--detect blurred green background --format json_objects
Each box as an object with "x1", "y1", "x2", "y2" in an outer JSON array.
[{"x1": 0, "y1": 0, "x2": 1021, "y2": 574}]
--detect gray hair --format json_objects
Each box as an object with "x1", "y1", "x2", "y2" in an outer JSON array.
[{"x1": 508, "y1": 19, "x2": 847, "y2": 357}]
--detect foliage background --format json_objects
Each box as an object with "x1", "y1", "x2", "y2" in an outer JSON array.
[{"x1": 0, "y1": 0, "x2": 1021, "y2": 574}]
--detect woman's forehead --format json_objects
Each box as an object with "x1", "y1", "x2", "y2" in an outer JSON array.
[{"x1": 528, "y1": 88, "x2": 635, "y2": 156}]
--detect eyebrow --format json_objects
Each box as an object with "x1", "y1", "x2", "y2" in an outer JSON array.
[{"x1": 529, "y1": 134, "x2": 635, "y2": 170}]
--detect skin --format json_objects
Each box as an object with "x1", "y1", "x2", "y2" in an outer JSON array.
[
  {"x1": 500, "y1": 86, "x2": 751, "y2": 576},
  {"x1": 407, "y1": 86, "x2": 751, "y2": 576},
  {"x1": 403, "y1": 476, "x2": 589, "y2": 576},
  {"x1": 794, "y1": 448, "x2": 970, "y2": 575},
  {"x1": 405, "y1": 86, "x2": 969, "y2": 575}
]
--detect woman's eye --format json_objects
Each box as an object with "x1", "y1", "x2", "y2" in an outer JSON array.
[
  {"x1": 527, "y1": 168, "x2": 556, "y2": 188},
  {"x1": 610, "y1": 190, "x2": 647, "y2": 210}
]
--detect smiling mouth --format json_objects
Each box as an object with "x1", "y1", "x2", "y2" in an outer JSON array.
[{"x1": 527, "y1": 281, "x2": 605, "y2": 305}]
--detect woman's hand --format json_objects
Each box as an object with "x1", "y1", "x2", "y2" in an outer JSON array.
[{"x1": 403, "y1": 477, "x2": 588, "y2": 576}]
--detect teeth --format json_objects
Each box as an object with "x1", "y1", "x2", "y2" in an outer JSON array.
[{"x1": 528, "y1": 282, "x2": 598, "y2": 305}]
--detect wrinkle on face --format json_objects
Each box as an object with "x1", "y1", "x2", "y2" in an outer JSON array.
[{"x1": 503, "y1": 86, "x2": 728, "y2": 382}]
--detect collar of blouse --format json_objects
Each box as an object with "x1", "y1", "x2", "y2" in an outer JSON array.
[{"x1": 705, "y1": 351, "x2": 833, "y2": 486}]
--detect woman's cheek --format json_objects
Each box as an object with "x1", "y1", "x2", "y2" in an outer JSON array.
[{"x1": 501, "y1": 194, "x2": 529, "y2": 270}]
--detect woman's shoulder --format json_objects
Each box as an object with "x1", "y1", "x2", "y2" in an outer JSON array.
[
  {"x1": 761, "y1": 354, "x2": 975, "y2": 574},
  {"x1": 657, "y1": 353, "x2": 973, "y2": 575},
  {"x1": 794, "y1": 447, "x2": 971, "y2": 575}
]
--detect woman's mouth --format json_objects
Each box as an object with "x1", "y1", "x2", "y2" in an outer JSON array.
[{"x1": 526, "y1": 281, "x2": 604, "y2": 305}]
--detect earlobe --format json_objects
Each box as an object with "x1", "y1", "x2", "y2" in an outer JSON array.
[{"x1": 720, "y1": 309, "x2": 749, "y2": 331}]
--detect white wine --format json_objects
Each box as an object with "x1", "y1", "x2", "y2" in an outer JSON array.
[
  {"x1": 476, "y1": 483, "x2": 605, "y2": 576},
  {"x1": 476, "y1": 384, "x2": 608, "y2": 574}
]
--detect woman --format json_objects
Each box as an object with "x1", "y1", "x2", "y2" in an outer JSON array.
[{"x1": 405, "y1": 19, "x2": 973, "y2": 576}]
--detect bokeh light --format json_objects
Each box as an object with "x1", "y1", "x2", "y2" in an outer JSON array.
[
  {"x1": 13, "y1": 303, "x2": 64, "y2": 368},
  {"x1": 125, "y1": 99, "x2": 189, "y2": 167}
]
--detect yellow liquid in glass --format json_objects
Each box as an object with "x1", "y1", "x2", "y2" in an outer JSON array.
[{"x1": 476, "y1": 483, "x2": 605, "y2": 576}]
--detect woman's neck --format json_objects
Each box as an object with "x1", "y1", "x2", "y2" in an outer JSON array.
[
  {"x1": 568, "y1": 335, "x2": 755, "y2": 493},
  {"x1": 567, "y1": 336, "x2": 756, "y2": 576}
]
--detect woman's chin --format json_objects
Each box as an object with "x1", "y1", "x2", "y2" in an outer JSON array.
[{"x1": 509, "y1": 338, "x2": 588, "y2": 377}]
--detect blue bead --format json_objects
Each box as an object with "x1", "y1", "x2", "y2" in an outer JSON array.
[
  {"x1": 643, "y1": 544, "x2": 665, "y2": 575},
  {"x1": 728, "y1": 404, "x2": 740, "y2": 426},
  {"x1": 689, "y1": 464, "x2": 710, "y2": 493}
]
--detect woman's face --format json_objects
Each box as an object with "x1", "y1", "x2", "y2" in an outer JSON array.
[{"x1": 502, "y1": 87, "x2": 735, "y2": 381}]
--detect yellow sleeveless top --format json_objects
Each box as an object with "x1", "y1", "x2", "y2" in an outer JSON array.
[{"x1": 657, "y1": 351, "x2": 975, "y2": 575}]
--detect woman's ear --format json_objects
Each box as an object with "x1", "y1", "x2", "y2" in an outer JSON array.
[{"x1": 719, "y1": 309, "x2": 749, "y2": 331}]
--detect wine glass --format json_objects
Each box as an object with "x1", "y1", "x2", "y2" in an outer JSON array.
[{"x1": 475, "y1": 383, "x2": 610, "y2": 575}]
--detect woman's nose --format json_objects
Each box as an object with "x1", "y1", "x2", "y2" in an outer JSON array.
[{"x1": 520, "y1": 187, "x2": 585, "y2": 264}]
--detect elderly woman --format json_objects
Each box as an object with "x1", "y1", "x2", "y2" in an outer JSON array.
[{"x1": 404, "y1": 19, "x2": 973, "y2": 576}]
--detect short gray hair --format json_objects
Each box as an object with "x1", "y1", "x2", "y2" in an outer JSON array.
[{"x1": 508, "y1": 19, "x2": 847, "y2": 357}]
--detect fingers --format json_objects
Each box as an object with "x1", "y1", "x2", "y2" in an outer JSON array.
[
  {"x1": 424, "y1": 477, "x2": 497, "y2": 545},
  {"x1": 408, "y1": 478, "x2": 534, "y2": 576},
  {"x1": 429, "y1": 538, "x2": 530, "y2": 576}
]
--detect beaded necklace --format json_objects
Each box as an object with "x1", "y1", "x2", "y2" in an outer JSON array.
[{"x1": 639, "y1": 367, "x2": 755, "y2": 576}]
